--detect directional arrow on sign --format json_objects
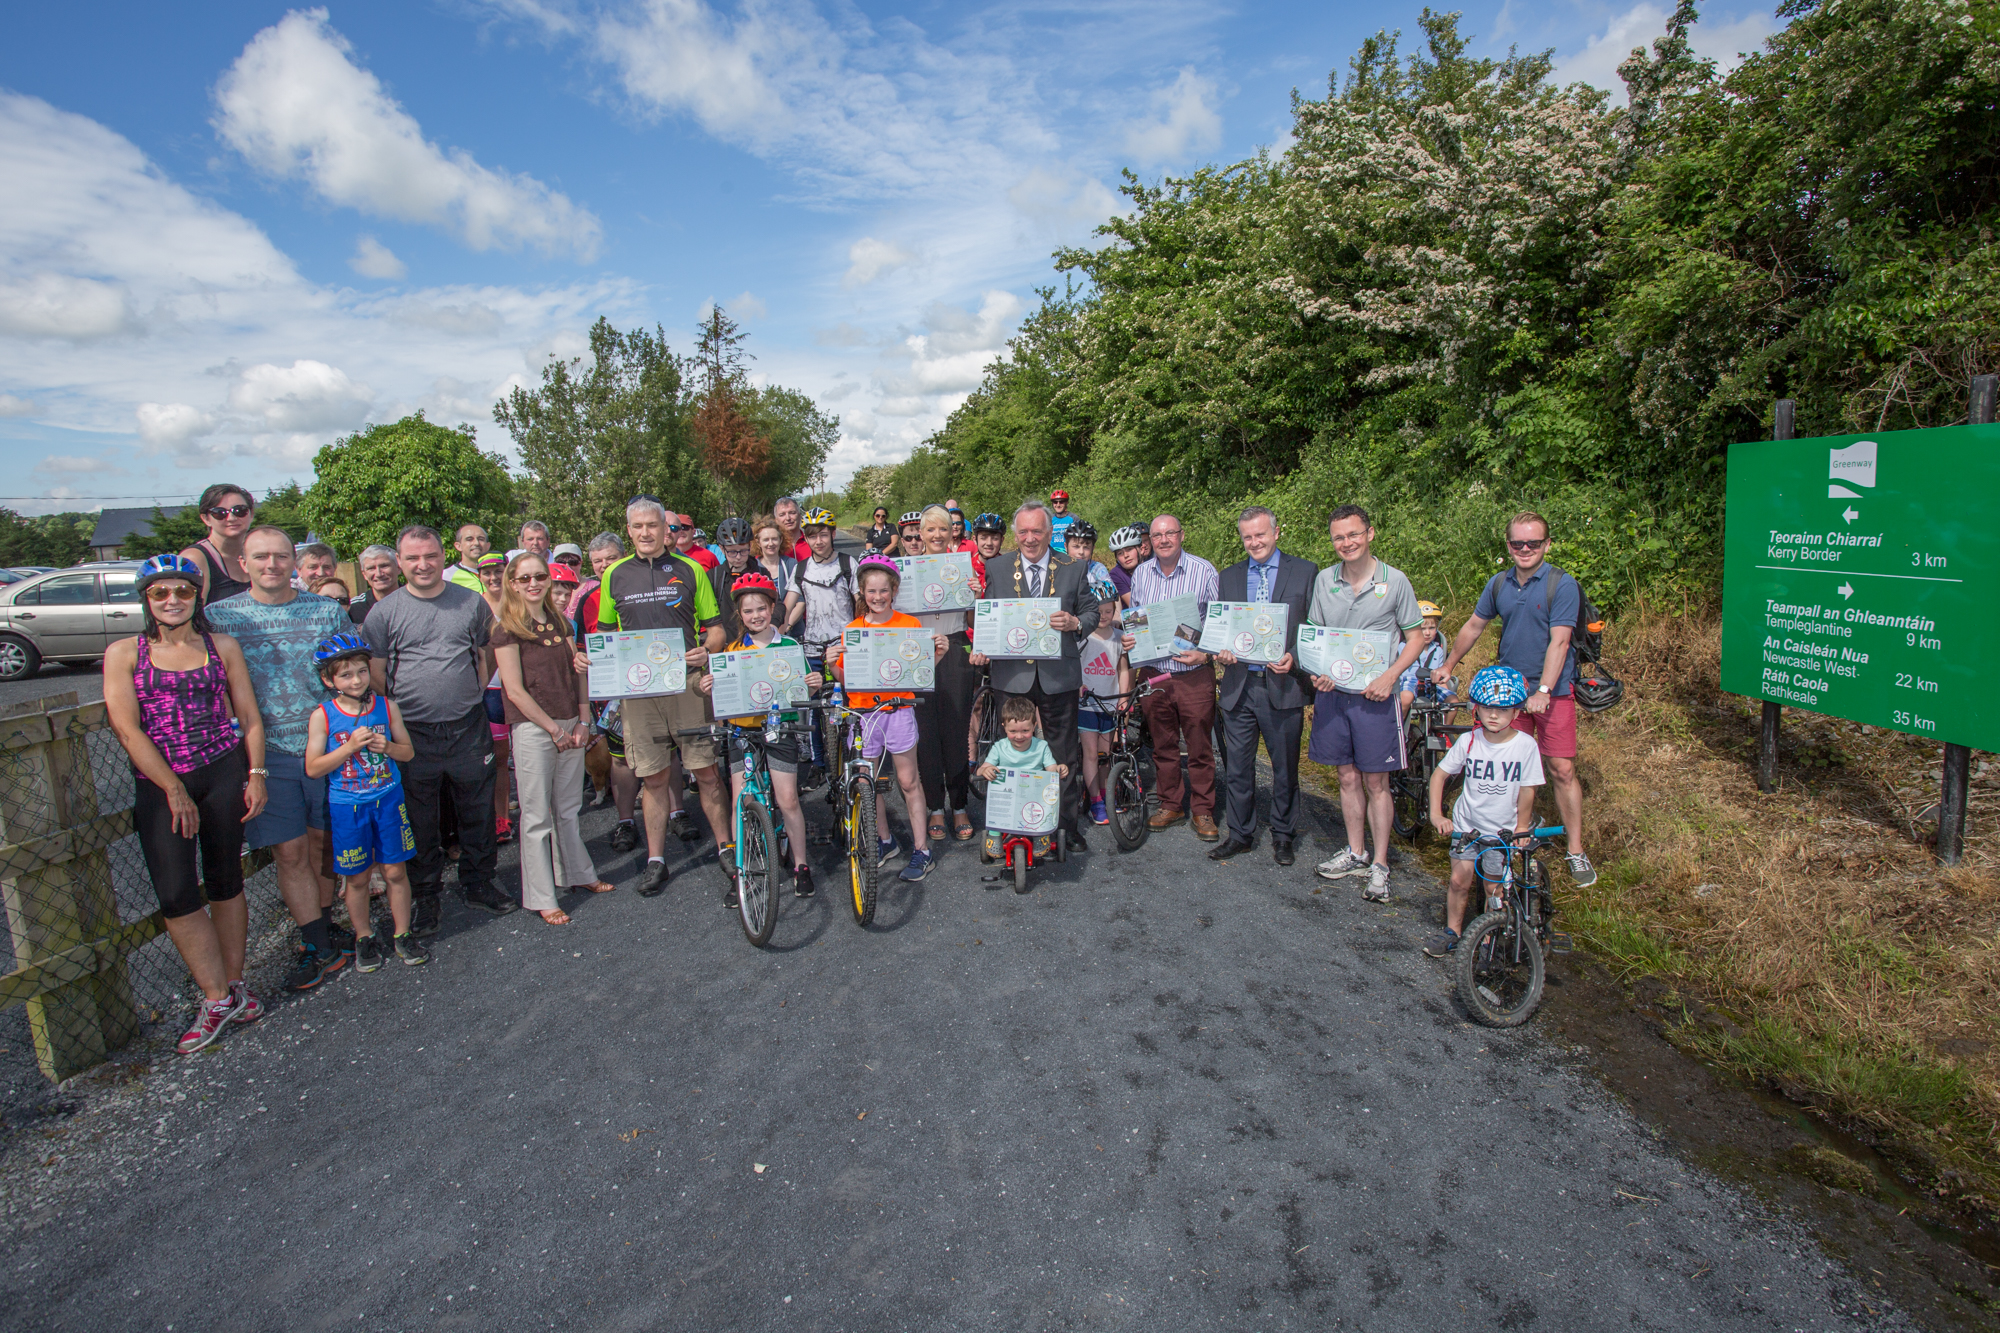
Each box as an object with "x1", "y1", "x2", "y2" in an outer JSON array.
[
  {"x1": 1842, "y1": 506, "x2": 1859, "y2": 523},
  {"x1": 1838, "y1": 582, "x2": 1855, "y2": 599}
]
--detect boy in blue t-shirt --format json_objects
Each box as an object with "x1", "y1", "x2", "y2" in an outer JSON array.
[{"x1": 303, "y1": 635, "x2": 426, "y2": 970}]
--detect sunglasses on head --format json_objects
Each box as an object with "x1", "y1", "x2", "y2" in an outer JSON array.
[
  {"x1": 206, "y1": 504, "x2": 251, "y2": 519},
  {"x1": 628, "y1": 494, "x2": 661, "y2": 506}
]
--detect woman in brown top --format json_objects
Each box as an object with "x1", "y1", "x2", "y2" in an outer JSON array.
[{"x1": 491, "y1": 552, "x2": 611, "y2": 923}]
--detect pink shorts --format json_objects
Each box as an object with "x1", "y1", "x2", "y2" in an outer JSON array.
[
  {"x1": 1511, "y1": 693, "x2": 1577, "y2": 759},
  {"x1": 860, "y1": 707, "x2": 918, "y2": 759}
]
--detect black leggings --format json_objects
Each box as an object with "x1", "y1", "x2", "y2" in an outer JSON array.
[
  {"x1": 135, "y1": 745, "x2": 248, "y2": 919},
  {"x1": 913, "y1": 631, "x2": 979, "y2": 814}
]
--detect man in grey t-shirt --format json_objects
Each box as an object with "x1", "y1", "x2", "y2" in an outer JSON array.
[
  {"x1": 365, "y1": 525, "x2": 511, "y2": 930},
  {"x1": 1303, "y1": 504, "x2": 1428, "y2": 901}
]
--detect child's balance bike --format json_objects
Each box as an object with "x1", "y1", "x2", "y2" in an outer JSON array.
[{"x1": 980, "y1": 826, "x2": 1064, "y2": 894}]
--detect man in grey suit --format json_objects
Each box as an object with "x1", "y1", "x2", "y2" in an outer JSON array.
[
  {"x1": 1209, "y1": 507, "x2": 1319, "y2": 866},
  {"x1": 969, "y1": 500, "x2": 1101, "y2": 846}
]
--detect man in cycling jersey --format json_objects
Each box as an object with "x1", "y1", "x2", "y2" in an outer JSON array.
[
  {"x1": 1048, "y1": 490, "x2": 1076, "y2": 553},
  {"x1": 597, "y1": 498, "x2": 729, "y2": 896}
]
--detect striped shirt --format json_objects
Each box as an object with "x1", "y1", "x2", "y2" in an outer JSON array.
[{"x1": 1127, "y1": 551, "x2": 1219, "y2": 675}]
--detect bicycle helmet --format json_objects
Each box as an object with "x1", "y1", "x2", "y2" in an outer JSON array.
[
  {"x1": 855, "y1": 553, "x2": 901, "y2": 584},
  {"x1": 312, "y1": 631, "x2": 372, "y2": 667},
  {"x1": 715, "y1": 517, "x2": 753, "y2": 545},
  {"x1": 800, "y1": 507, "x2": 835, "y2": 529},
  {"x1": 135, "y1": 553, "x2": 204, "y2": 593},
  {"x1": 730, "y1": 569, "x2": 780, "y2": 603},
  {"x1": 1066, "y1": 519, "x2": 1097, "y2": 544},
  {"x1": 1108, "y1": 524, "x2": 1144, "y2": 552},
  {"x1": 1467, "y1": 664, "x2": 1530, "y2": 708},
  {"x1": 900, "y1": 511, "x2": 923, "y2": 527},
  {"x1": 972, "y1": 512, "x2": 1005, "y2": 534},
  {"x1": 1573, "y1": 662, "x2": 1625, "y2": 713},
  {"x1": 1415, "y1": 599, "x2": 1443, "y2": 619},
  {"x1": 1049, "y1": 490, "x2": 1069, "y2": 502},
  {"x1": 549, "y1": 562, "x2": 579, "y2": 585}
]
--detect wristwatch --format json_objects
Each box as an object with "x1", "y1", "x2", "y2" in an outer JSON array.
[
  {"x1": 248, "y1": 767, "x2": 269, "y2": 776},
  {"x1": 1536, "y1": 685, "x2": 1552, "y2": 696}
]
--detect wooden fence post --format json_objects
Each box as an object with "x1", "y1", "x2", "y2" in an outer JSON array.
[
  {"x1": 0, "y1": 694, "x2": 137, "y2": 1080},
  {"x1": 1937, "y1": 374, "x2": 1996, "y2": 864},
  {"x1": 1757, "y1": 400, "x2": 1795, "y2": 794}
]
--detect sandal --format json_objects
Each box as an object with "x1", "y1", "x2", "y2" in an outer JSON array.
[
  {"x1": 538, "y1": 908, "x2": 571, "y2": 925},
  {"x1": 572, "y1": 880, "x2": 616, "y2": 894},
  {"x1": 953, "y1": 811, "x2": 975, "y2": 841},
  {"x1": 928, "y1": 816, "x2": 948, "y2": 843}
]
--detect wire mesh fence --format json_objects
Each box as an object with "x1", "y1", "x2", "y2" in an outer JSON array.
[{"x1": 0, "y1": 694, "x2": 291, "y2": 1088}]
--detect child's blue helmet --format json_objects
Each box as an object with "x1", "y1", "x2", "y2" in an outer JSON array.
[
  {"x1": 1468, "y1": 664, "x2": 1529, "y2": 707},
  {"x1": 312, "y1": 631, "x2": 371, "y2": 667}
]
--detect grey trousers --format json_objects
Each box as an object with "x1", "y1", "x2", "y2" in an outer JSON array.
[
  {"x1": 1221, "y1": 673, "x2": 1304, "y2": 841},
  {"x1": 511, "y1": 721, "x2": 597, "y2": 911}
]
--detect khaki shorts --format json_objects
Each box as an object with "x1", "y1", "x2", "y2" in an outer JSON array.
[{"x1": 623, "y1": 690, "x2": 720, "y2": 778}]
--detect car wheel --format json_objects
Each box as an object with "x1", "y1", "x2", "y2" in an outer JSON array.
[{"x1": 0, "y1": 635, "x2": 41, "y2": 682}]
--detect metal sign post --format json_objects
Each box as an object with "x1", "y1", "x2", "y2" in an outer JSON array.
[
  {"x1": 1757, "y1": 400, "x2": 1794, "y2": 794},
  {"x1": 1936, "y1": 374, "x2": 1996, "y2": 863}
]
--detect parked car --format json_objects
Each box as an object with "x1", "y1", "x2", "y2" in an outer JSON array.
[
  {"x1": 0, "y1": 570, "x2": 20, "y2": 585},
  {"x1": 0, "y1": 562, "x2": 143, "y2": 681},
  {"x1": 7, "y1": 567, "x2": 58, "y2": 578}
]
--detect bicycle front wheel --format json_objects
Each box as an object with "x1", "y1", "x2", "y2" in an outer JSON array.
[
  {"x1": 1455, "y1": 908, "x2": 1545, "y2": 1027},
  {"x1": 847, "y1": 778, "x2": 878, "y2": 927},
  {"x1": 1107, "y1": 759, "x2": 1147, "y2": 852},
  {"x1": 1390, "y1": 766, "x2": 1426, "y2": 841},
  {"x1": 736, "y1": 799, "x2": 780, "y2": 947}
]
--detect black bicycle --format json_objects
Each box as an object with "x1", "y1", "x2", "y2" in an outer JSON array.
[
  {"x1": 1454, "y1": 824, "x2": 1572, "y2": 1026},
  {"x1": 821, "y1": 689, "x2": 906, "y2": 928},
  {"x1": 1099, "y1": 683, "x2": 1157, "y2": 852},
  {"x1": 1391, "y1": 679, "x2": 1469, "y2": 841}
]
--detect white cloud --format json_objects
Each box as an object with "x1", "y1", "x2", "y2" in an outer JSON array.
[
  {"x1": 136, "y1": 402, "x2": 219, "y2": 447},
  {"x1": 0, "y1": 273, "x2": 134, "y2": 340},
  {"x1": 0, "y1": 90, "x2": 642, "y2": 487},
  {"x1": 34, "y1": 454, "x2": 119, "y2": 475},
  {"x1": 1553, "y1": 4, "x2": 1780, "y2": 103},
  {"x1": 843, "y1": 237, "x2": 914, "y2": 289},
  {"x1": 1007, "y1": 169, "x2": 1124, "y2": 229},
  {"x1": 225, "y1": 359, "x2": 373, "y2": 433},
  {"x1": 214, "y1": 8, "x2": 601, "y2": 257},
  {"x1": 1122, "y1": 67, "x2": 1222, "y2": 165},
  {"x1": 349, "y1": 234, "x2": 406, "y2": 280},
  {"x1": 729, "y1": 290, "x2": 768, "y2": 320}
]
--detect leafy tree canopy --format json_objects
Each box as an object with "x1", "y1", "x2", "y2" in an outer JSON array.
[{"x1": 301, "y1": 414, "x2": 516, "y2": 557}]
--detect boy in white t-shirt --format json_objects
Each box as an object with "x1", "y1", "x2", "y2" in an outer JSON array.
[{"x1": 1423, "y1": 665, "x2": 1544, "y2": 957}]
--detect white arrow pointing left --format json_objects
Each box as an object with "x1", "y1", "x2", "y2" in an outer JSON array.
[{"x1": 1841, "y1": 506, "x2": 1859, "y2": 523}]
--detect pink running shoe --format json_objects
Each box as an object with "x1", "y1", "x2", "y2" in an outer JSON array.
[
  {"x1": 177, "y1": 993, "x2": 244, "y2": 1054},
  {"x1": 227, "y1": 980, "x2": 263, "y2": 1025}
]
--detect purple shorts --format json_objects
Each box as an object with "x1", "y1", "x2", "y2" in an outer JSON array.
[
  {"x1": 860, "y1": 707, "x2": 919, "y2": 759},
  {"x1": 1308, "y1": 688, "x2": 1405, "y2": 772}
]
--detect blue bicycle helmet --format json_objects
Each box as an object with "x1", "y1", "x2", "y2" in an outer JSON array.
[
  {"x1": 312, "y1": 631, "x2": 372, "y2": 666},
  {"x1": 135, "y1": 553, "x2": 204, "y2": 593},
  {"x1": 971, "y1": 512, "x2": 1005, "y2": 535},
  {"x1": 1467, "y1": 664, "x2": 1529, "y2": 707}
]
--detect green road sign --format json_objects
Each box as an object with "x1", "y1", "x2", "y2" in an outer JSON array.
[{"x1": 1723, "y1": 424, "x2": 1999, "y2": 751}]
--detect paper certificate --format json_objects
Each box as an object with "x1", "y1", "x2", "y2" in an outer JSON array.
[
  {"x1": 1197, "y1": 601, "x2": 1290, "y2": 664},
  {"x1": 973, "y1": 599, "x2": 1064, "y2": 659},
  {"x1": 586, "y1": 628, "x2": 687, "y2": 698},
  {"x1": 1123, "y1": 593, "x2": 1202, "y2": 664},
  {"x1": 1296, "y1": 625, "x2": 1398, "y2": 692},
  {"x1": 893, "y1": 553, "x2": 976, "y2": 614},
  {"x1": 709, "y1": 643, "x2": 810, "y2": 718},
  {"x1": 985, "y1": 767, "x2": 1060, "y2": 835},
  {"x1": 841, "y1": 625, "x2": 935, "y2": 691}
]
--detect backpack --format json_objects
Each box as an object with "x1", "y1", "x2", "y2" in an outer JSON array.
[
  {"x1": 1553, "y1": 568, "x2": 1622, "y2": 710},
  {"x1": 1555, "y1": 568, "x2": 1606, "y2": 666}
]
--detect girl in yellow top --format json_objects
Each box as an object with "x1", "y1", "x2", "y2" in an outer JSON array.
[{"x1": 830, "y1": 554, "x2": 948, "y2": 881}]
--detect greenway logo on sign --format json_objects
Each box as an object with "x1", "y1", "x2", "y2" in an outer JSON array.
[
  {"x1": 1827, "y1": 440, "x2": 1876, "y2": 498},
  {"x1": 1723, "y1": 424, "x2": 1996, "y2": 750}
]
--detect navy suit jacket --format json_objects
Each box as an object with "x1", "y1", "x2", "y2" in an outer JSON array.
[{"x1": 1216, "y1": 550, "x2": 1319, "y2": 712}]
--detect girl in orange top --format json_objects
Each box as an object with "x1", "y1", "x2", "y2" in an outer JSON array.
[{"x1": 831, "y1": 555, "x2": 949, "y2": 880}]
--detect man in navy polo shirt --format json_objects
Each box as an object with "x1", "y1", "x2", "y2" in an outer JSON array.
[{"x1": 1433, "y1": 510, "x2": 1596, "y2": 887}]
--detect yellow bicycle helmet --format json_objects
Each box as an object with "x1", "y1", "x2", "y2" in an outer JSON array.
[
  {"x1": 1416, "y1": 599, "x2": 1443, "y2": 619},
  {"x1": 800, "y1": 507, "x2": 835, "y2": 529}
]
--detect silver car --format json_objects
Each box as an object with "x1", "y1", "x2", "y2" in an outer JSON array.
[{"x1": 0, "y1": 562, "x2": 145, "y2": 680}]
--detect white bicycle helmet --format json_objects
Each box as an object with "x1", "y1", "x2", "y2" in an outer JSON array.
[{"x1": 1108, "y1": 525, "x2": 1145, "y2": 552}]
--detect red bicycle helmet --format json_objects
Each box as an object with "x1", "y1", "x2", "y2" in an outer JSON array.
[
  {"x1": 730, "y1": 569, "x2": 780, "y2": 602},
  {"x1": 1049, "y1": 489, "x2": 1069, "y2": 501}
]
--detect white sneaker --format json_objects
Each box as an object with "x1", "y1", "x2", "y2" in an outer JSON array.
[
  {"x1": 1315, "y1": 848, "x2": 1370, "y2": 880},
  {"x1": 1362, "y1": 862, "x2": 1391, "y2": 902}
]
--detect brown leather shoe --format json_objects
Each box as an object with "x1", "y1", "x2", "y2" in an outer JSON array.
[
  {"x1": 1191, "y1": 813, "x2": 1220, "y2": 842},
  {"x1": 1146, "y1": 808, "x2": 1187, "y2": 831}
]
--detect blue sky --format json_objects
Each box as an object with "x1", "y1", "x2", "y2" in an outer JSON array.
[{"x1": 0, "y1": 1, "x2": 1778, "y2": 514}]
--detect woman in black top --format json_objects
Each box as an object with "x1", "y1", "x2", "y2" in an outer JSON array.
[
  {"x1": 177, "y1": 482, "x2": 255, "y2": 603},
  {"x1": 864, "y1": 507, "x2": 899, "y2": 556}
]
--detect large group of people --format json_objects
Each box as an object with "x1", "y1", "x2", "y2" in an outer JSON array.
[{"x1": 103, "y1": 480, "x2": 1597, "y2": 1057}]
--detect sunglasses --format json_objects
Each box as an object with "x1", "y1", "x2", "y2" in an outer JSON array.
[
  {"x1": 511, "y1": 572, "x2": 550, "y2": 585},
  {"x1": 628, "y1": 493, "x2": 661, "y2": 506},
  {"x1": 1507, "y1": 538, "x2": 1548, "y2": 551},
  {"x1": 205, "y1": 504, "x2": 251, "y2": 520},
  {"x1": 144, "y1": 583, "x2": 197, "y2": 602}
]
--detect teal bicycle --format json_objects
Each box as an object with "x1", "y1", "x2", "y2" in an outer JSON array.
[
  {"x1": 680, "y1": 715, "x2": 815, "y2": 947},
  {"x1": 1454, "y1": 824, "x2": 1573, "y2": 1026}
]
